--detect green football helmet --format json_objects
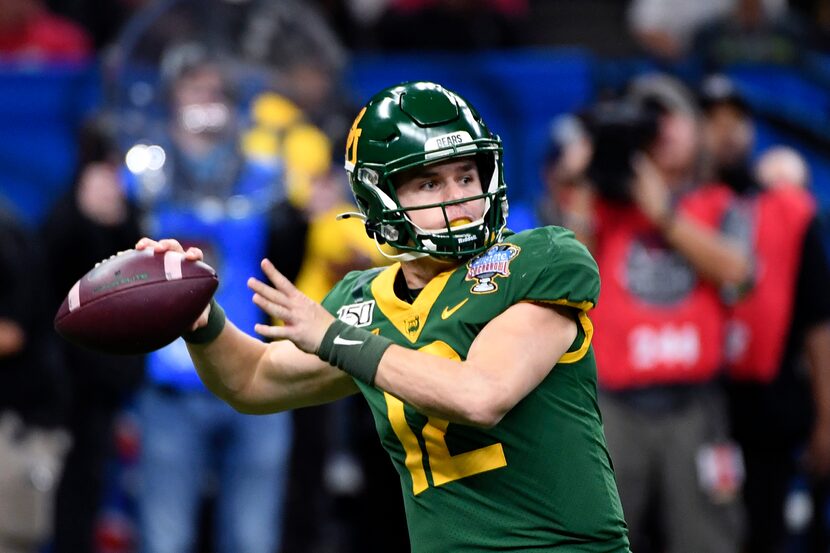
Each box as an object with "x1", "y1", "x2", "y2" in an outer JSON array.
[{"x1": 343, "y1": 81, "x2": 508, "y2": 260}]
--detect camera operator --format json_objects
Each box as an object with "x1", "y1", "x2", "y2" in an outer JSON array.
[
  {"x1": 700, "y1": 75, "x2": 830, "y2": 553},
  {"x1": 581, "y1": 74, "x2": 751, "y2": 553}
]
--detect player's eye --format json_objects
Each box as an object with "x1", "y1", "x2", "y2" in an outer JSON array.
[{"x1": 420, "y1": 180, "x2": 438, "y2": 191}]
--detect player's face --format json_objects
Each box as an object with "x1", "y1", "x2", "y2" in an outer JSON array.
[
  {"x1": 171, "y1": 66, "x2": 231, "y2": 135},
  {"x1": 393, "y1": 158, "x2": 486, "y2": 232},
  {"x1": 173, "y1": 66, "x2": 227, "y2": 109}
]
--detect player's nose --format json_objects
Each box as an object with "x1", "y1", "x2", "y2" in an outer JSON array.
[{"x1": 444, "y1": 180, "x2": 470, "y2": 202}]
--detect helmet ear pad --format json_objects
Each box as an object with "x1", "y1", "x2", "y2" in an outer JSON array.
[
  {"x1": 353, "y1": 196, "x2": 385, "y2": 243},
  {"x1": 363, "y1": 220, "x2": 386, "y2": 244}
]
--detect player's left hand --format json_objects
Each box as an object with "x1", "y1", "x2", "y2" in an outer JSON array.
[{"x1": 248, "y1": 258, "x2": 335, "y2": 354}]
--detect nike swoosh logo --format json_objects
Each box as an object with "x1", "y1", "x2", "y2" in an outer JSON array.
[
  {"x1": 441, "y1": 298, "x2": 469, "y2": 320},
  {"x1": 333, "y1": 335, "x2": 363, "y2": 346}
]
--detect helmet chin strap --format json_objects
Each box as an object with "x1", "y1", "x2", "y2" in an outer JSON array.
[
  {"x1": 335, "y1": 211, "x2": 430, "y2": 262},
  {"x1": 373, "y1": 241, "x2": 430, "y2": 262},
  {"x1": 336, "y1": 211, "x2": 489, "y2": 262},
  {"x1": 407, "y1": 215, "x2": 485, "y2": 237}
]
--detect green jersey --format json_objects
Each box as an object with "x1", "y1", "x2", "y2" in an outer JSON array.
[{"x1": 322, "y1": 227, "x2": 630, "y2": 552}]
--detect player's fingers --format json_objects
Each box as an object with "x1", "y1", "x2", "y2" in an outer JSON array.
[
  {"x1": 135, "y1": 237, "x2": 158, "y2": 250},
  {"x1": 252, "y1": 293, "x2": 292, "y2": 322},
  {"x1": 254, "y1": 323, "x2": 289, "y2": 340},
  {"x1": 155, "y1": 239, "x2": 186, "y2": 253},
  {"x1": 184, "y1": 247, "x2": 203, "y2": 261},
  {"x1": 252, "y1": 292, "x2": 275, "y2": 313},
  {"x1": 261, "y1": 259, "x2": 298, "y2": 296},
  {"x1": 190, "y1": 303, "x2": 211, "y2": 331},
  {"x1": 248, "y1": 277, "x2": 289, "y2": 306}
]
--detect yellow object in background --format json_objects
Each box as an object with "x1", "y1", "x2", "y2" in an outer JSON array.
[
  {"x1": 251, "y1": 93, "x2": 302, "y2": 130},
  {"x1": 295, "y1": 202, "x2": 391, "y2": 302},
  {"x1": 241, "y1": 127, "x2": 280, "y2": 162},
  {"x1": 283, "y1": 124, "x2": 331, "y2": 176},
  {"x1": 283, "y1": 124, "x2": 332, "y2": 209},
  {"x1": 243, "y1": 92, "x2": 389, "y2": 303}
]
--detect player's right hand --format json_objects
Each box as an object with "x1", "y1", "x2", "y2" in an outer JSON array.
[
  {"x1": 135, "y1": 237, "x2": 204, "y2": 262},
  {"x1": 135, "y1": 237, "x2": 210, "y2": 331},
  {"x1": 249, "y1": 259, "x2": 335, "y2": 354}
]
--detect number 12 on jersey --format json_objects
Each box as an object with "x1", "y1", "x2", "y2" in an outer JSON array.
[
  {"x1": 382, "y1": 340, "x2": 507, "y2": 495},
  {"x1": 384, "y1": 394, "x2": 507, "y2": 495}
]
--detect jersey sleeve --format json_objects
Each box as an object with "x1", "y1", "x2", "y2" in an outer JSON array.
[
  {"x1": 507, "y1": 226, "x2": 601, "y2": 311},
  {"x1": 320, "y1": 268, "x2": 382, "y2": 317},
  {"x1": 320, "y1": 273, "x2": 355, "y2": 316}
]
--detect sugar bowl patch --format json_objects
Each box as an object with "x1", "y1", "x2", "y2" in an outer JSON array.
[{"x1": 466, "y1": 243, "x2": 521, "y2": 294}]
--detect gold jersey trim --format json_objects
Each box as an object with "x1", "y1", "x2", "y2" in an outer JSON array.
[
  {"x1": 523, "y1": 299, "x2": 595, "y2": 364},
  {"x1": 370, "y1": 262, "x2": 457, "y2": 343}
]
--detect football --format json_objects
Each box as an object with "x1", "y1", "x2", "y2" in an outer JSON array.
[{"x1": 54, "y1": 249, "x2": 219, "y2": 354}]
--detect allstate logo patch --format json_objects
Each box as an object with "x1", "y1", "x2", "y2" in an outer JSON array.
[{"x1": 465, "y1": 243, "x2": 521, "y2": 294}]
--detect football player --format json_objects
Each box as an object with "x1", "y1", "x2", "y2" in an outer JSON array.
[{"x1": 138, "y1": 81, "x2": 631, "y2": 552}]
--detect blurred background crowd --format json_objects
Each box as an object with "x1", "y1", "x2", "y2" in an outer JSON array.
[{"x1": 2, "y1": 0, "x2": 830, "y2": 552}]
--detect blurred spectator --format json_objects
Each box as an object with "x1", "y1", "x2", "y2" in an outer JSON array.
[
  {"x1": 692, "y1": 0, "x2": 809, "y2": 69},
  {"x1": 367, "y1": 0, "x2": 528, "y2": 51},
  {"x1": 290, "y1": 144, "x2": 390, "y2": 301},
  {"x1": 122, "y1": 42, "x2": 292, "y2": 553},
  {"x1": 627, "y1": 0, "x2": 791, "y2": 61},
  {"x1": 755, "y1": 146, "x2": 810, "y2": 189},
  {"x1": 699, "y1": 74, "x2": 830, "y2": 553},
  {"x1": 176, "y1": 17, "x2": 374, "y2": 549},
  {"x1": 102, "y1": 0, "x2": 210, "y2": 71},
  {"x1": 584, "y1": 74, "x2": 749, "y2": 553},
  {"x1": 41, "y1": 116, "x2": 145, "y2": 553},
  {"x1": 0, "y1": 200, "x2": 71, "y2": 553},
  {"x1": 627, "y1": 0, "x2": 733, "y2": 61},
  {"x1": 45, "y1": 0, "x2": 146, "y2": 51},
  {"x1": 241, "y1": 0, "x2": 353, "y2": 146},
  {"x1": 537, "y1": 113, "x2": 594, "y2": 239},
  {"x1": 263, "y1": 124, "x2": 407, "y2": 553},
  {"x1": 0, "y1": 0, "x2": 91, "y2": 62},
  {"x1": 790, "y1": 0, "x2": 830, "y2": 50}
]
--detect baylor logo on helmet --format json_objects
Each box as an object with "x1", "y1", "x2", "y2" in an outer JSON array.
[{"x1": 344, "y1": 107, "x2": 367, "y2": 171}]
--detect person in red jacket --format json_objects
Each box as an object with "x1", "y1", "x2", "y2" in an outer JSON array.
[
  {"x1": 700, "y1": 73, "x2": 830, "y2": 553},
  {"x1": 0, "y1": 0, "x2": 91, "y2": 62},
  {"x1": 581, "y1": 73, "x2": 751, "y2": 553}
]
